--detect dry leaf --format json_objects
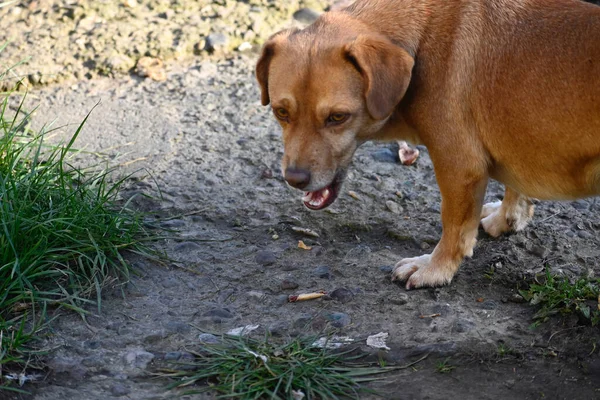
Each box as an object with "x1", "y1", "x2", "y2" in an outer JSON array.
[{"x1": 298, "y1": 240, "x2": 312, "y2": 250}]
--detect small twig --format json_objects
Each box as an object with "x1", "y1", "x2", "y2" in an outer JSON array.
[
  {"x1": 548, "y1": 326, "x2": 584, "y2": 344},
  {"x1": 119, "y1": 157, "x2": 147, "y2": 167},
  {"x1": 538, "y1": 211, "x2": 561, "y2": 223},
  {"x1": 419, "y1": 313, "x2": 441, "y2": 319},
  {"x1": 161, "y1": 208, "x2": 209, "y2": 221},
  {"x1": 395, "y1": 353, "x2": 430, "y2": 369}
]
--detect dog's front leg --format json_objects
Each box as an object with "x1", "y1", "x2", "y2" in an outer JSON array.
[{"x1": 392, "y1": 162, "x2": 488, "y2": 289}]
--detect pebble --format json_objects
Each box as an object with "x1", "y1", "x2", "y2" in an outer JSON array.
[
  {"x1": 452, "y1": 318, "x2": 476, "y2": 333},
  {"x1": 161, "y1": 277, "x2": 179, "y2": 288},
  {"x1": 293, "y1": 8, "x2": 320, "y2": 24},
  {"x1": 479, "y1": 300, "x2": 499, "y2": 310},
  {"x1": 379, "y1": 265, "x2": 393, "y2": 273},
  {"x1": 312, "y1": 265, "x2": 331, "y2": 279},
  {"x1": 123, "y1": 350, "x2": 154, "y2": 370},
  {"x1": 293, "y1": 314, "x2": 313, "y2": 329},
  {"x1": 371, "y1": 148, "x2": 398, "y2": 163},
  {"x1": 572, "y1": 200, "x2": 589, "y2": 210},
  {"x1": 325, "y1": 312, "x2": 351, "y2": 328},
  {"x1": 268, "y1": 321, "x2": 288, "y2": 337},
  {"x1": 280, "y1": 279, "x2": 299, "y2": 290},
  {"x1": 203, "y1": 307, "x2": 234, "y2": 321},
  {"x1": 164, "y1": 321, "x2": 190, "y2": 334},
  {"x1": 198, "y1": 333, "x2": 220, "y2": 344},
  {"x1": 388, "y1": 293, "x2": 409, "y2": 305},
  {"x1": 386, "y1": 200, "x2": 403, "y2": 214},
  {"x1": 205, "y1": 32, "x2": 229, "y2": 52},
  {"x1": 529, "y1": 245, "x2": 549, "y2": 258},
  {"x1": 327, "y1": 288, "x2": 354, "y2": 303},
  {"x1": 255, "y1": 250, "x2": 276, "y2": 266},
  {"x1": 110, "y1": 383, "x2": 130, "y2": 397},
  {"x1": 174, "y1": 241, "x2": 202, "y2": 251},
  {"x1": 507, "y1": 294, "x2": 526, "y2": 303},
  {"x1": 578, "y1": 230, "x2": 593, "y2": 239}
]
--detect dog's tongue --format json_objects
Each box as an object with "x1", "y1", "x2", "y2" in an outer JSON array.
[{"x1": 302, "y1": 187, "x2": 332, "y2": 210}]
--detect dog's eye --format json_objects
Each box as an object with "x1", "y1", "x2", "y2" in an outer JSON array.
[
  {"x1": 274, "y1": 108, "x2": 289, "y2": 121},
  {"x1": 327, "y1": 113, "x2": 349, "y2": 125}
]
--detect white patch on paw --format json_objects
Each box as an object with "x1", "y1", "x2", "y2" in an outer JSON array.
[
  {"x1": 481, "y1": 201, "x2": 502, "y2": 219},
  {"x1": 481, "y1": 209, "x2": 510, "y2": 237},
  {"x1": 392, "y1": 254, "x2": 455, "y2": 289}
]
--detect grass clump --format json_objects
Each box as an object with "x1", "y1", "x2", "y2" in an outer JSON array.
[
  {"x1": 520, "y1": 269, "x2": 600, "y2": 326},
  {"x1": 435, "y1": 358, "x2": 455, "y2": 374},
  {"x1": 162, "y1": 334, "x2": 403, "y2": 399},
  {"x1": 0, "y1": 81, "x2": 152, "y2": 385}
]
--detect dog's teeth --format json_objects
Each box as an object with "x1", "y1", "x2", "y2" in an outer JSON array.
[
  {"x1": 322, "y1": 188, "x2": 330, "y2": 199},
  {"x1": 302, "y1": 193, "x2": 312, "y2": 202}
]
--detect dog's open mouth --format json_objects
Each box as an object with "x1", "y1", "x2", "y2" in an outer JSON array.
[{"x1": 301, "y1": 172, "x2": 345, "y2": 210}]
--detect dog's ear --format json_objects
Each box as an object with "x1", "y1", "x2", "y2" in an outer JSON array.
[
  {"x1": 344, "y1": 35, "x2": 414, "y2": 120},
  {"x1": 256, "y1": 29, "x2": 298, "y2": 106}
]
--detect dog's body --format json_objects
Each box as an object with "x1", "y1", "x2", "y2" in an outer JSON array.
[{"x1": 256, "y1": 0, "x2": 600, "y2": 289}]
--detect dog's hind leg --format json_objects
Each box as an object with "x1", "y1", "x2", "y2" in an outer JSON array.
[{"x1": 480, "y1": 187, "x2": 534, "y2": 237}]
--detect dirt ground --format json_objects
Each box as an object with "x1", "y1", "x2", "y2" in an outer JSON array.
[{"x1": 3, "y1": 1, "x2": 600, "y2": 400}]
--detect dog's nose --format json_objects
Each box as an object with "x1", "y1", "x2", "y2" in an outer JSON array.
[{"x1": 284, "y1": 168, "x2": 311, "y2": 189}]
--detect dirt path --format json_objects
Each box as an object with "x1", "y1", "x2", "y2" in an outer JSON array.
[
  {"x1": 2, "y1": 1, "x2": 600, "y2": 399},
  {"x1": 2, "y1": 53, "x2": 595, "y2": 399}
]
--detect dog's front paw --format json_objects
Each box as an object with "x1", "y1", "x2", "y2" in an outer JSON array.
[{"x1": 391, "y1": 254, "x2": 455, "y2": 289}]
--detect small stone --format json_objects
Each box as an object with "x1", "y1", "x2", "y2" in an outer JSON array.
[
  {"x1": 161, "y1": 277, "x2": 179, "y2": 288},
  {"x1": 572, "y1": 200, "x2": 589, "y2": 210},
  {"x1": 379, "y1": 265, "x2": 393, "y2": 273},
  {"x1": 164, "y1": 351, "x2": 183, "y2": 361},
  {"x1": 203, "y1": 308, "x2": 234, "y2": 321},
  {"x1": 238, "y1": 42, "x2": 253, "y2": 52},
  {"x1": 161, "y1": 219, "x2": 185, "y2": 228},
  {"x1": 110, "y1": 383, "x2": 130, "y2": 397},
  {"x1": 386, "y1": 200, "x2": 403, "y2": 214},
  {"x1": 294, "y1": 314, "x2": 314, "y2": 329},
  {"x1": 327, "y1": 288, "x2": 354, "y2": 303},
  {"x1": 205, "y1": 33, "x2": 229, "y2": 52},
  {"x1": 578, "y1": 230, "x2": 593, "y2": 239},
  {"x1": 325, "y1": 312, "x2": 351, "y2": 328},
  {"x1": 420, "y1": 242, "x2": 431, "y2": 250},
  {"x1": 255, "y1": 250, "x2": 276, "y2": 266},
  {"x1": 28, "y1": 72, "x2": 41, "y2": 85},
  {"x1": 312, "y1": 265, "x2": 331, "y2": 279},
  {"x1": 123, "y1": 350, "x2": 154, "y2": 369},
  {"x1": 371, "y1": 148, "x2": 398, "y2": 163},
  {"x1": 280, "y1": 279, "x2": 299, "y2": 290},
  {"x1": 389, "y1": 293, "x2": 409, "y2": 305},
  {"x1": 198, "y1": 333, "x2": 220, "y2": 344},
  {"x1": 268, "y1": 321, "x2": 288, "y2": 337},
  {"x1": 508, "y1": 294, "x2": 526, "y2": 303},
  {"x1": 529, "y1": 245, "x2": 549, "y2": 258},
  {"x1": 103, "y1": 54, "x2": 135, "y2": 74},
  {"x1": 135, "y1": 56, "x2": 166, "y2": 81},
  {"x1": 164, "y1": 321, "x2": 190, "y2": 334},
  {"x1": 174, "y1": 241, "x2": 202, "y2": 251},
  {"x1": 452, "y1": 318, "x2": 476, "y2": 333},
  {"x1": 293, "y1": 8, "x2": 320, "y2": 24},
  {"x1": 479, "y1": 300, "x2": 499, "y2": 310}
]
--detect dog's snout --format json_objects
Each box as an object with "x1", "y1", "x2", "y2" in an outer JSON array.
[{"x1": 284, "y1": 168, "x2": 311, "y2": 189}]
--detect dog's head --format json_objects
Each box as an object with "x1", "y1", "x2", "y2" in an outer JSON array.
[{"x1": 256, "y1": 13, "x2": 414, "y2": 210}]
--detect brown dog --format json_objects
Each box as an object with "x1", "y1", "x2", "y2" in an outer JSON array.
[{"x1": 255, "y1": 0, "x2": 600, "y2": 289}]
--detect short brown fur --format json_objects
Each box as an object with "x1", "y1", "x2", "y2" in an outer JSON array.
[{"x1": 256, "y1": 0, "x2": 600, "y2": 289}]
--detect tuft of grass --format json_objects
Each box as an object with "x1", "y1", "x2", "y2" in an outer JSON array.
[
  {"x1": 0, "y1": 77, "x2": 154, "y2": 386},
  {"x1": 435, "y1": 358, "x2": 455, "y2": 374},
  {"x1": 161, "y1": 334, "x2": 411, "y2": 399},
  {"x1": 520, "y1": 268, "x2": 600, "y2": 326}
]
